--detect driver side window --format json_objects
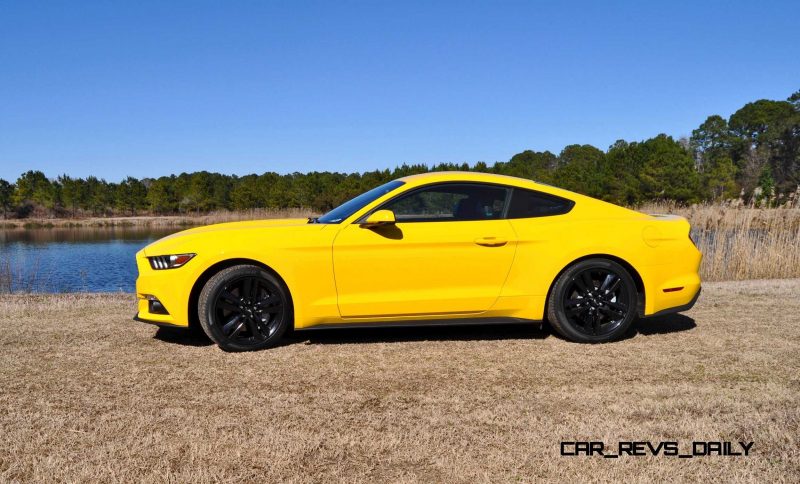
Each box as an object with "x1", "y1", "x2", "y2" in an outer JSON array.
[{"x1": 380, "y1": 183, "x2": 509, "y2": 222}]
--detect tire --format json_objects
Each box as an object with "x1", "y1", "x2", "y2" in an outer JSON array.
[
  {"x1": 546, "y1": 258, "x2": 638, "y2": 343},
  {"x1": 198, "y1": 264, "x2": 292, "y2": 352}
]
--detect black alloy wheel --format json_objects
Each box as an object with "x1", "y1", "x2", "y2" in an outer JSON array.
[
  {"x1": 198, "y1": 265, "x2": 291, "y2": 351},
  {"x1": 547, "y1": 258, "x2": 638, "y2": 343}
]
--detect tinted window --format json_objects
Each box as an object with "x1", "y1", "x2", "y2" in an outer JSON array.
[
  {"x1": 317, "y1": 180, "x2": 405, "y2": 223},
  {"x1": 506, "y1": 188, "x2": 574, "y2": 218},
  {"x1": 380, "y1": 183, "x2": 509, "y2": 222}
]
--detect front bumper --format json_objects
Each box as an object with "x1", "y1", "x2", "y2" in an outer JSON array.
[
  {"x1": 133, "y1": 312, "x2": 188, "y2": 329},
  {"x1": 134, "y1": 250, "x2": 194, "y2": 327}
]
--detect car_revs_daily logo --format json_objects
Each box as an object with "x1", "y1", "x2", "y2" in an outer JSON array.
[{"x1": 560, "y1": 441, "x2": 754, "y2": 458}]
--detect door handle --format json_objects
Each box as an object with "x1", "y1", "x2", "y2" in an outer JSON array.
[{"x1": 474, "y1": 237, "x2": 508, "y2": 247}]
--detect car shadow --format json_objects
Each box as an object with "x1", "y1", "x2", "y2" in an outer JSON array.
[
  {"x1": 150, "y1": 314, "x2": 696, "y2": 348},
  {"x1": 153, "y1": 327, "x2": 214, "y2": 347},
  {"x1": 288, "y1": 322, "x2": 551, "y2": 346},
  {"x1": 296, "y1": 314, "x2": 697, "y2": 346},
  {"x1": 631, "y1": 313, "x2": 697, "y2": 336},
  {"x1": 545, "y1": 313, "x2": 697, "y2": 343}
]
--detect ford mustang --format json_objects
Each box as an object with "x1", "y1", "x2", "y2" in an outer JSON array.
[{"x1": 135, "y1": 172, "x2": 702, "y2": 351}]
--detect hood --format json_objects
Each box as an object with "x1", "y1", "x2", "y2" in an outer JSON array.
[
  {"x1": 166, "y1": 218, "x2": 310, "y2": 236},
  {"x1": 141, "y1": 218, "x2": 321, "y2": 256}
]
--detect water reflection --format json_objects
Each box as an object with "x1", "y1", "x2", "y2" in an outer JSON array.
[{"x1": 0, "y1": 227, "x2": 180, "y2": 293}]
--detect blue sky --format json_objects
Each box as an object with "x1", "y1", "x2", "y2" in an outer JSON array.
[{"x1": 0, "y1": 0, "x2": 797, "y2": 182}]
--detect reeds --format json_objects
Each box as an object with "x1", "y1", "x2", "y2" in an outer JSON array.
[
  {"x1": 191, "y1": 208, "x2": 314, "y2": 225},
  {"x1": 0, "y1": 257, "x2": 45, "y2": 293},
  {"x1": 639, "y1": 202, "x2": 800, "y2": 281}
]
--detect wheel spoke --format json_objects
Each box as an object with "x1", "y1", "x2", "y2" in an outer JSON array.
[
  {"x1": 255, "y1": 294, "x2": 278, "y2": 308},
  {"x1": 606, "y1": 300, "x2": 628, "y2": 312},
  {"x1": 250, "y1": 278, "x2": 260, "y2": 299},
  {"x1": 567, "y1": 305, "x2": 588, "y2": 316},
  {"x1": 581, "y1": 271, "x2": 595, "y2": 291},
  {"x1": 242, "y1": 278, "x2": 252, "y2": 300},
  {"x1": 599, "y1": 273, "x2": 615, "y2": 291},
  {"x1": 244, "y1": 317, "x2": 265, "y2": 340},
  {"x1": 603, "y1": 279, "x2": 621, "y2": 297},
  {"x1": 565, "y1": 298, "x2": 584, "y2": 308},
  {"x1": 222, "y1": 315, "x2": 244, "y2": 337},
  {"x1": 217, "y1": 300, "x2": 241, "y2": 313},
  {"x1": 220, "y1": 290, "x2": 240, "y2": 304},
  {"x1": 581, "y1": 311, "x2": 593, "y2": 328},
  {"x1": 573, "y1": 276, "x2": 589, "y2": 294},
  {"x1": 599, "y1": 306, "x2": 625, "y2": 319}
]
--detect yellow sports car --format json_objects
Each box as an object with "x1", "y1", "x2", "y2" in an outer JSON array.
[{"x1": 135, "y1": 171, "x2": 701, "y2": 351}]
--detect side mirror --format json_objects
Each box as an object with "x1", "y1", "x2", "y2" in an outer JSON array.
[{"x1": 361, "y1": 209, "x2": 396, "y2": 228}]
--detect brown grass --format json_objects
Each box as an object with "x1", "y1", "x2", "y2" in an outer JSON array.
[
  {"x1": 1, "y1": 280, "x2": 798, "y2": 482},
  {"x1": 638, "y1": 202, "x2": 800, "y2": 231},
  {"x1": 639, "y1": 203, "x2": 800, "y2": 281}
]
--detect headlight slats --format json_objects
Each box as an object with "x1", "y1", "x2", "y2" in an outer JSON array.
[{"x1": 148, "y1": 253, "x2": 195, "y2": 270}]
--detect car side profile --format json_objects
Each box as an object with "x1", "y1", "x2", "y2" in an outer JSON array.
[{"x1": 134, "y1": 171, "x2": 702, "y2": 351}]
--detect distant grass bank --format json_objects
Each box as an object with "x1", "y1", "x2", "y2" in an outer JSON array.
[{"x1": 0, "y1": 208, "x2": 314, "y2": 229}]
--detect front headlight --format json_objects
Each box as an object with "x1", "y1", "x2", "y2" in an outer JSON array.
[{"x1": 148, "y1": 253, "x2": 196, "y2": 270}]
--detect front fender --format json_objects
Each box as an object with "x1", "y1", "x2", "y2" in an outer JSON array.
[{"x1": 136, "y1": 226, "x2": 339, "y2": 328}]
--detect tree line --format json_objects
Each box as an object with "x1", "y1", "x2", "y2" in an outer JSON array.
[{"x1": 1, "y1": 90, "x2": 798, "y2": 219}]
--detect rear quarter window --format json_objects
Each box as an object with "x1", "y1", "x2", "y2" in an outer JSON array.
[{"x1": 506, "y1": 188, "x2": 574, "y2": 218}]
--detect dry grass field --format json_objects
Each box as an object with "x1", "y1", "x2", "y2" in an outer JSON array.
[{"x1": 1, "y1": 280, "x2": 798, "y2": 482}]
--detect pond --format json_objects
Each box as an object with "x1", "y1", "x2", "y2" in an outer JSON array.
[{"x1": 0, "y1": 227, "x2": 180, "y2": 293}]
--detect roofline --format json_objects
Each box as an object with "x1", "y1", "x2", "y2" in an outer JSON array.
[
  {"x1": 398, "y1": 170, "x2": 543, "y2": 184},
  {"x1": 397, "y1": 171, "x2": 563, "y2": 195},
  {"x1": 393, "y1": 171, "x2": 644, "y2": 217}
]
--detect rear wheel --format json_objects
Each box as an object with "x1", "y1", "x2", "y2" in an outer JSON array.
[
  {"x1": 546, "y1": 258, "x2": 637, "y2": 343},
  {"x1": 198, "y1": 265, "x2": 291, "y2": 351}
]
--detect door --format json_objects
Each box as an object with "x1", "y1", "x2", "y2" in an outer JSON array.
[{"x1": 332, "y1": 183, "x2": 517, "y2": 318}]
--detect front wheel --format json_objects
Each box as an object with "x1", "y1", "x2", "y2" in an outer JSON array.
[
  {"x1": 546, "y1": 258, "x2": 638, "y2": 343},
  {"x1": 198, "y1": 265, "x2": 292, "y2": 351}
]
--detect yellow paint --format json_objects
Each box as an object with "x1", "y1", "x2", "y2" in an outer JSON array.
[{"x1": 135, "y1": 172, "x2": 701, "y2": 328}]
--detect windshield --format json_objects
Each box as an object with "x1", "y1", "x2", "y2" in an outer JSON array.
[{"x1": 315, "y1": 180, "x2": 405, "y2": 224}]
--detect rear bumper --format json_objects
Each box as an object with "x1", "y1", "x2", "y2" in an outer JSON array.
[
  {"x1": 646, "y1": 286, "x2": 701, "y2": 318},
  {"x1": 641, "y1": 241, "x2": 702, "y2": 316}
]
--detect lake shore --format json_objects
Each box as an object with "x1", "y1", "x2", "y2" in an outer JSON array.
[
  {"x1": 1, "y1": 278, "x2": 797, "y2": 481},
  {"x1": 0, "y1": 208, "x2": 315, "y2": 229}
]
